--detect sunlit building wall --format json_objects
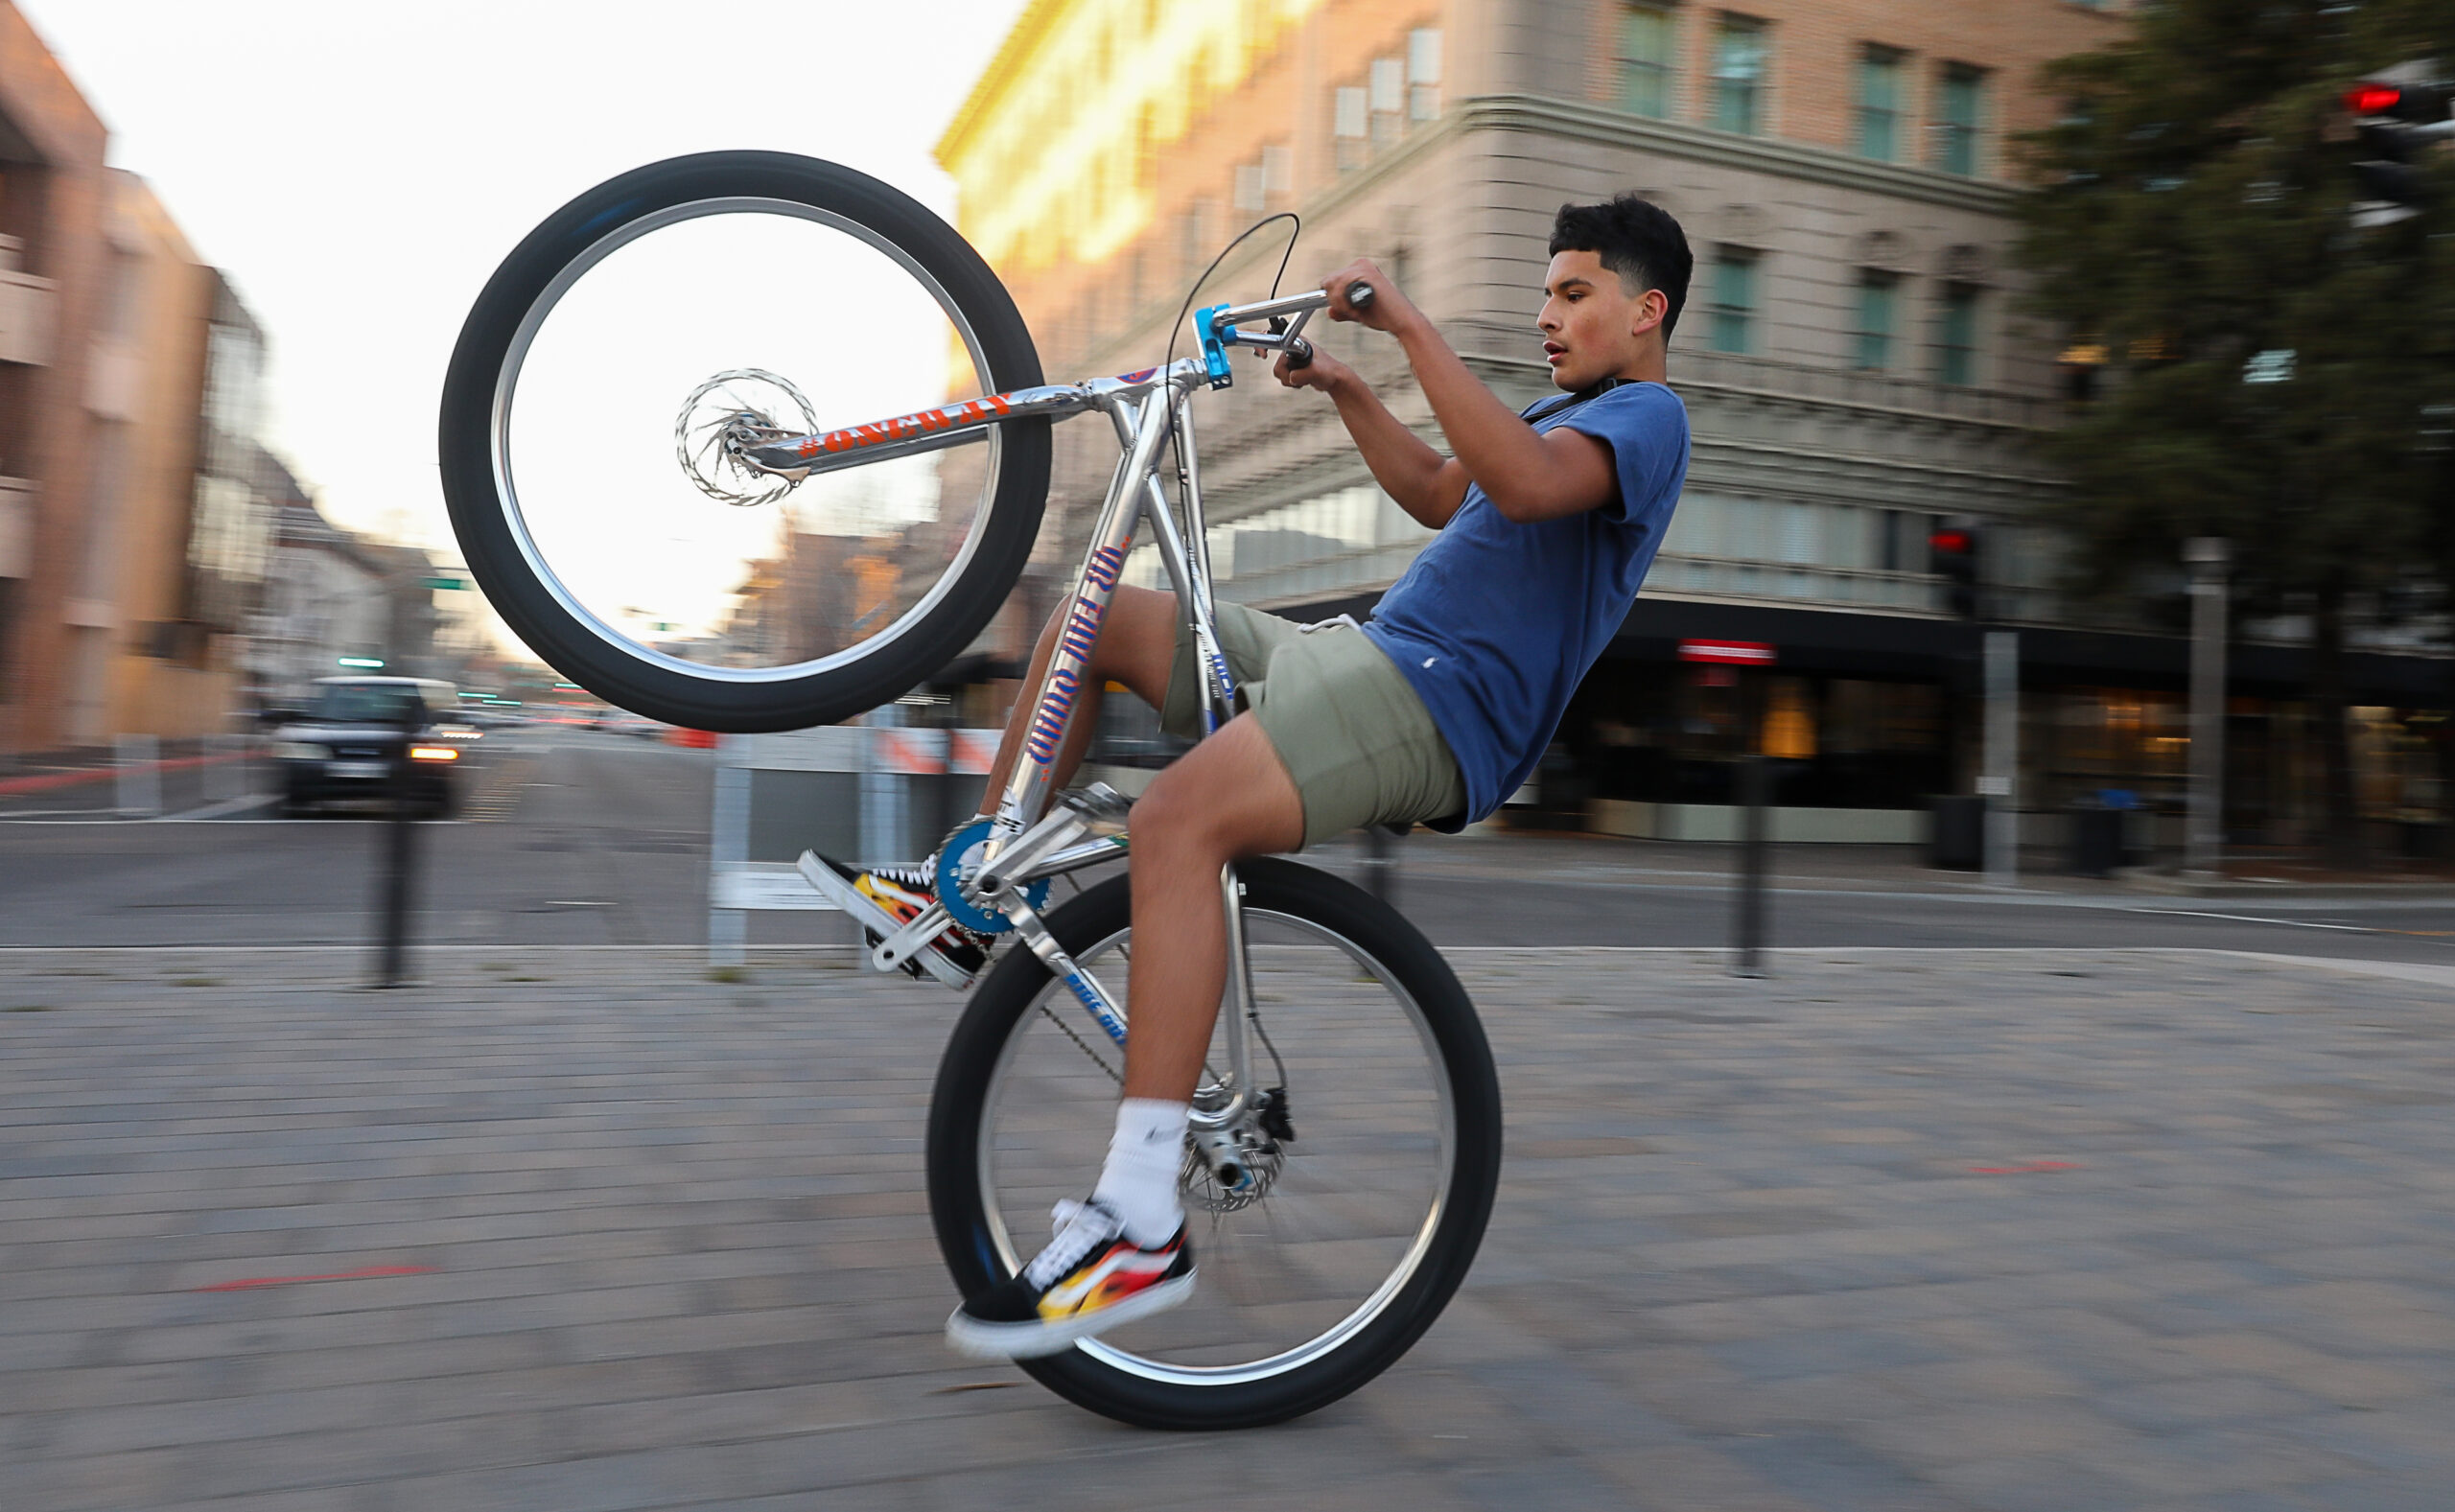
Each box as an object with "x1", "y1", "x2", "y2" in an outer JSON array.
[
  {"x1": 0, "y1": 10, "x2": 269, "y2": 753},
  {"x1": 0, "y1": 0, "x2": 110, "y2": 755},
  {"x1": 85, "y1": 171, "x2": 239, "y2": 744}
]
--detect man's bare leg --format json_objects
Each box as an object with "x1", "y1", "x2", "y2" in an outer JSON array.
[
  {"x1": 973, "y1": 585, "x2": 1181, "y2": 820},
  {"x1": 1116, "y1": 715, "x2": 1303, "y2": 1100},
  {"x1": 945, "y1": 627, "x2": 1305, "y2": 1353}
]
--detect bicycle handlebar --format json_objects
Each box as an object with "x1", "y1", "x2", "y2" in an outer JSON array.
[
  {"x1": 1214, "y1": 282, "x2": 1373, "y2": 372},
  {"x1": 1211, "y1": 282, "x2": 1375, "y2": 330}
]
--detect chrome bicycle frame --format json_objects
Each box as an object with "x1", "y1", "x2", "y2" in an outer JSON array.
[{"x1": 757, "y1": 290, "x2": 1329, "y2": 1118}]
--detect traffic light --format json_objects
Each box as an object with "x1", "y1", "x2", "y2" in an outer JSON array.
[
  {"x1": 1929, "y1": 523, "x2": 1981, "y2": 621},
  {"x1": 2345, "y1": 66, "x2": 2453, "y2": 228}
]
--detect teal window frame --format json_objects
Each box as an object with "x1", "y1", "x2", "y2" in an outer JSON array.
[
  {"x1": 1935, "y1": 283, "x2": 1980, "y2": 386},
  {"x1": 1708, "y1": 249, "x2": 1757, "y2": 355},
  {"x1": 1936, "y1": 63, "x2": 1985, "y2": 176},
  {"x1": 1855, "y1": 272, "x2": 1896, "y2": 371},
  {"x1": 1856, "y1": 45, "x2": 1903, "y2": 162},
  {"x1": 1618, "y1": 3, "x2": 1677, "y2": 119},
  {"x1": 1712, "y1": 13, "x2": 1767, "y2": 136}
]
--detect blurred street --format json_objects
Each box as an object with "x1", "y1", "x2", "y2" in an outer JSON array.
[
  {"x1": 4, "y1": 946, "x2": 2451, "y2": 1509},
  {"x1": 9, "y1": 724, "x2": 2455, "y2": 967}
]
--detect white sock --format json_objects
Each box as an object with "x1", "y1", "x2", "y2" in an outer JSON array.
[{"x1": 1092, "y1": 1098, "x2": 1188, "y2": 1246}]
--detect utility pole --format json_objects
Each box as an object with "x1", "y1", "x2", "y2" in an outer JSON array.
[
  {"x1": 2186, "y1": 538, "x2": 2230, "y2": 879},
  {"x1": 1982, "y1": 631, "x2": 2019, "y2": 889}
]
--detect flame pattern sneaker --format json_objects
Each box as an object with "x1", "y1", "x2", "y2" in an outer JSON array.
[
  {"x1": 817, "y1": 856, "x2": 991, "y2": 980},
  {"x1": 945, "y1": 1198, "x2": 1196, "y2": 1360}
]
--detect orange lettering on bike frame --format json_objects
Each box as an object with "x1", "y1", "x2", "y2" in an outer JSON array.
[{"x1": 797, "y1": 394, "x2": 1014, "y2": 458}]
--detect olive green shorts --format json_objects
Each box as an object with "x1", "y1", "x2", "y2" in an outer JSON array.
[{"x1": 1160, "y1": 604, "x2": 1465, "y2": 849}]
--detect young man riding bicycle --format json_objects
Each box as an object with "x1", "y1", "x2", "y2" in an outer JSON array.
[{"x1": 846, "y1": 194, "x2": 1694, "y2": 1359}]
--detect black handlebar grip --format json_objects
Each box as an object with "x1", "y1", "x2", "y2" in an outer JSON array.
[
  {"x1": 1284, "y1": 336, "x2": 1315, "y2": 370},
  {"x1": 1345, "y1": 281, "x2": 1376, "y2": 311}
]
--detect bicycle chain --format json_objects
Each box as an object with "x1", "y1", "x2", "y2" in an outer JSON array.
[{"x1": 1038, "y1": 1002, "x2": 1122, "y2": 1084}]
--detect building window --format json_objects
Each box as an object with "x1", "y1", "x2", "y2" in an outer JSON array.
[
  {"x1": 1712, "y1": 13, "x2": 1767, "y2": 135},
  {"x1": 1408, "y1": 28, "x2": 1442, "y2": 119},
  {"x1": 1369, "y1": 56, "x2": 1405, "y2": 144},
  {"x1": 1234, "y1": 148, "x2": 1291, "y2": 213},
  {"x1": 1935, "y1": 63, "x2": 1986, "y2": 176},
  {"x1": 1935, "y1": 283, "x2": 1980, "y2": 386},
  {"x1": 1263, "y1": 145, "x2": 1292, "y2": 200},
  {"x1": 1707, "y1": 248, "x2": 1757, "y2": 355},
  {"x1": 1854, "y1": 271, "x2": 1896, "y2": 370},
  {"x1": 1234, "y1": 163, "x2": 1265, "y2": 213},
  {"x1": 1334, "y1": 86, "x2": 1368, "y2": 170},
  {"x1": 1856, "y1": 45, "x2": 1904, "y2": 162},
  {"x1": 1618, "y1": 4, "x2": 1676, "y2": 119}
]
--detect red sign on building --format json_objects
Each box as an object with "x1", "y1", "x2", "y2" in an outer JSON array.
[{"x1": 1677, "y1": 640, "x2": 1777, "y2": 665}]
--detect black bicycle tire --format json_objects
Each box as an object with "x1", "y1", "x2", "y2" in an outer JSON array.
[
  {"x1": 437, "y1": 151, "x2": 1049, "y2": 733},
  {"x1": 924, "y1": 858, "x2": 1503, "y2": 1431}
]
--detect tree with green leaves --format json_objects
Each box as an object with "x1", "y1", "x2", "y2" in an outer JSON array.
[{"x1": 2015, "y1": 0, "x2": 2455, "y2": 863}]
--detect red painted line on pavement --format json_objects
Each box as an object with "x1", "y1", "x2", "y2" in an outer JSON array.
[
  {"x1": 194, "y1": 1265, "x2": 436, "y2": 1292},
  {"x1": 0, "y1": 751, "x2": 247, "y2": 797},
  {"x1": 1967, "y1": 1161, "x2": 2080, "y2": 1175}
]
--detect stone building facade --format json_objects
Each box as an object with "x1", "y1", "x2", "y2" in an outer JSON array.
[{"x1": 935, "y1": 0, "x2": 2448, "y2": 847}]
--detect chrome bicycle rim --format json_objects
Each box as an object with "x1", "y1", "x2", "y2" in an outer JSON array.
[
  {"x1": 975, "y1": 912, "x2": 1458, "y2": 1385},
  {"x1": 487, "y1": 196, "x2": 1002, "y2": 682}
]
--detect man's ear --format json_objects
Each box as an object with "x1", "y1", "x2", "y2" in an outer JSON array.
[{"x1": 1629, "y1": 288, "x2": 1669, "y2": 340}]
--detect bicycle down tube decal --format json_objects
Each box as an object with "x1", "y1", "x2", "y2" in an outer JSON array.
[
  {"x1": 794, "y1": 394, "x2": 1012, "y2": 457},
  {"x1": 1063, "y1": 971, "x2": 1130, "y2": 1047},
  {"x1": 1023, "y1": 546, "x2": 1128, "y2": 768}
]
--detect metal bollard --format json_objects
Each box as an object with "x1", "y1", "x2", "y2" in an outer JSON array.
[
  {"x1": 1361, "y1": 823, "x2": 1399, "y2": 905},
  {"x1": 1731, "y1": 754, "x2": 1770, "y2": 977},
  {"x1": 374, "y1": 711, "x2": 420, "y2": 988}
]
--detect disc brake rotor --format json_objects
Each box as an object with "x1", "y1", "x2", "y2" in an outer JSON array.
[{"x1": 673, "y1": 367, "x2": 817, "y2": 507}]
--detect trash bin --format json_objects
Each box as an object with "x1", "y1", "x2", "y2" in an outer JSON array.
[
  {"x1": 2070, "y1": 806, "x2": 2124, "y2": 877},
  {"x1": 1930, "y1": 795, "x2": 1983, "y2": 871}
]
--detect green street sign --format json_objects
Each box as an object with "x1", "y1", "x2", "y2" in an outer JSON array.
[{"x1": 423, "y1": 575, "x2": 473, "y2": 591}]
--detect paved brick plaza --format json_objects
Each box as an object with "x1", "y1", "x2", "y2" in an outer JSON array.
[{"x1": 3, "y1": 946, "x2": 2451, "y2": 1510}]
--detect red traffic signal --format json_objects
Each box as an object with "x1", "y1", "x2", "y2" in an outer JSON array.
[
  {"x1": 1928, "y1": 525, "x2": 1981, "y2": 620},
  {"x1": 2346, "y1": 82, "x2": 2403, "y2": 116}
]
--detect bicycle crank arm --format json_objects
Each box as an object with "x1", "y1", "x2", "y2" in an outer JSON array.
[
  {"x1": 1010, "y1": 833, "x2": 1129, "y2": 885},
  {"x1": 869, "y1": 899, "x2": 959, "y2": 978},
  {"x1": 795, "y1": 851, "x2": 975, "y2": 989},
  {"x1": 972, "y1": 809, "x2": 1089, "y2": 901}
]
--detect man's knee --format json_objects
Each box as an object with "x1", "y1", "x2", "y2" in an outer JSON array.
[
  {"x1": 1128, "y1": 768, "x2": 1211, "y2": 853},
  {"x1": 1129, "y1": 720, "x2": 1302, "y2": 859}
]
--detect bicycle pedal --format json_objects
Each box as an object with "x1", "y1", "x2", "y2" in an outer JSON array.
[{"x1": 1061, "y1": 781, "x2": 1133, "y2": 836}]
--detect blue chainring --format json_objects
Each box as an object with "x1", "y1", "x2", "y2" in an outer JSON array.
[{"x1": 935, "y1": 817, "x2": 1047, "y2": 935}]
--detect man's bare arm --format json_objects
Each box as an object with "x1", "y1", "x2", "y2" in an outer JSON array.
[
  {"x1": 1273, "y1": 348, "x2": 1469, "y2": 527},
  {"x1": 1321, "y1": 261, "x2": 1619, "y2": 524}
]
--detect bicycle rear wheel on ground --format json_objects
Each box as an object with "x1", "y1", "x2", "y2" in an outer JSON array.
[
  {"x1": 439, "y1": 151, "x2": 1049, "y2": 733},
  {"x1": 926, "y1": 859, "x2": 1503, "y2": 1430}
]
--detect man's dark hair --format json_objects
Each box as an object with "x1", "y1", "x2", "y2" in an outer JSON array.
[{"x1": 1549, "y1": 195, "x2": 1693, "y2": 339}]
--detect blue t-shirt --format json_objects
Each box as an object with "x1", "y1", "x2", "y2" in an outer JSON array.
[{"x1": 1362, "y1": 381, "x2": 1689, "y2": 827}]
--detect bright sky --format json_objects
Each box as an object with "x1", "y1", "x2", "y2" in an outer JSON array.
[{"x1": 23, "y1": 0, "x2": 1028, "y2": 645}]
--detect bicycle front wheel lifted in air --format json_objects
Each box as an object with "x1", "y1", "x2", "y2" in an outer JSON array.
[
  {"x1": 926, "y1": 859, "x2": 1504, "y2": 1430},
  {"x1": 438, "y1": 151, "x2": 1049, "y2": 732}
]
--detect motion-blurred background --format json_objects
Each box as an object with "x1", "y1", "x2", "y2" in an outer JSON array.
[{"x1": 2, "y1": 0, "x2": 2452, "y2": 948}]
